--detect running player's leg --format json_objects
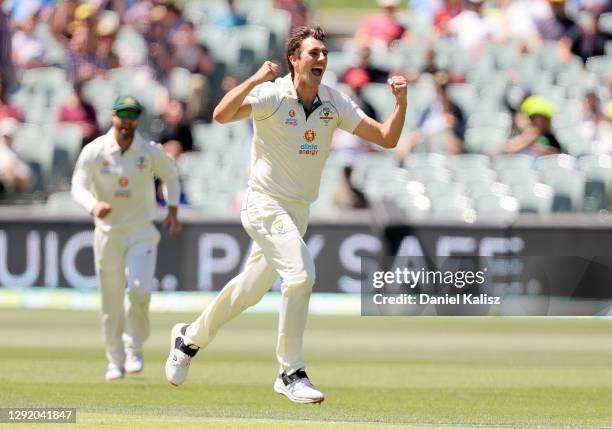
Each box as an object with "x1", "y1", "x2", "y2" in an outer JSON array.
[
  {"x1": 123, "y1": 228, "x2": 159, "y2": 369},
  {"x1": 184, "y1": 241, "x2": 277, "y2": 348},
  {"x1": 257, "y1": 216, "x2": 314, "y2": 374},
  {"x1": 166, "y1": 240, "x2": 277, "y2": 385},
  {"x1": 238, "y1": 193, "x2": 322, "y2": 402},
  {"x1": 94, "y1": 229, "x2": 127, "y2": 379},
  {"x1": 240, "y1": 190, "x2": 315, "y2": 373}
]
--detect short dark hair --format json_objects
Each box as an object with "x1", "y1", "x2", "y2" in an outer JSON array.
[{"x1": 286, "y1": 26, "x2": 326, "y2": 79}]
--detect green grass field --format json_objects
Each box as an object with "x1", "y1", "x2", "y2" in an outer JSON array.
[{"x1": 2, "y1": 309, "x2": 612, "y2": 428}]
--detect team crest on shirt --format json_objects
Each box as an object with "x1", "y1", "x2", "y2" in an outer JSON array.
[
  {"x1": 319, "y1": 107, "x2": 334, "y2": 125},
  {"x1": 285, "y1": 109, "x2": 298, "y2": 126},
  {"x1": 300, "y1": 129, "x2": 319, "y2": 156},
  {"x1": 135, "y1": 156, "x2": 148, "y2": 171},
  {"x1": 272, "y1": 218, "x2": 284, "y2": 234},
  {"x1": 100, "y1": 160, "x2": 111, "y2": 174}
]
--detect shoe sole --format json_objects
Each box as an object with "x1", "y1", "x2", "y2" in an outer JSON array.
[
  {"x1": 125, "y1": 367, "x2": 143, "y2": 375},
  {"x1": 105, "y1": 373, "x2": 125, "y2": 381},
  {"x1": 166, "y1": 323, "x2": 188, "y2": 387},
  {"x1": 273, "y1": 382, "x2": 325, "y2": 404}
]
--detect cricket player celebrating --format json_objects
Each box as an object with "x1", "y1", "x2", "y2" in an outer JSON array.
[
  {"x1": 165, "y1": 26, "x2": 407, "y2": 403},
  {"x1": 72, "y1": 96, "x2": 182, "y2": 381}
]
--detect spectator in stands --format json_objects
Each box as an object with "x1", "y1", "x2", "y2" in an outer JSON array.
[
  {"x1": 11, "y1": 10, "x2": 47, "y2": 70},
  {"x1": 171, "y1": 21, "x2": 216, "y2": 120},
  {"x1": 570, "y1": 10, "x2": 611, "y2": 62},
  {"x1": 146, "y1": 4, "x2": 173, "y2": 46},
  {"x1": 330, "y1": 127, "x2": 380, "y2": 211},
  {"x1": 95, "y1": 12, "x2": 120, "y2": 70},
  {"x1": 433, "y1": 0, "x2": 463, "y2": 36},
  {"x1": 331, "y1": 72, "x2": 382, "y2": 211},
  {"x1": 49, "y1": 0, "x2": 79, "y2": 41},
  {"x1": 152, "y1": 99, "x2": 194, "y2": 155},
  {"x1": 506, "y1": 95, "x2": 563, "y2": 156},
  {"x1": 343, "y1": 69, "x2": 379, "y2": 121},
  {"x1": 578, "y1": 90, "x2": 604, "y2": 143},
  {"x1": 535, "y1": 0, "x2": 581, "y2": 41},
  {"x1": 448, "y1": 0, "x2": 498, "y2": 53},
  {"x1": 396, "y1": 71, "x2": 466, "y2": 158},
  {"x1": 495, "y1": 0, "x2": 543, "y2": 46},
  {"x1": 412, "y1": 0, "x2": 443, "y2": 21},
  {"x1": 172, "y1": 22, "x2": 215, "y2": 77},
  {"x1": 57, "y1": 81, "x2": 101, "y2": 148},
  {"x1": 213, "y1": 0, "x2": 247, "y2": 29},
  {"x1": 342, "y1": 45, "x2": 389, "y2": 86},
  {"x1": 0, "y1": 76, "x2": 22, "y2": 122},
  {"x1": 0, "y1": 118, "x2": 31, "y2": 194},
  {"x1": 124, "y1": 0, "x2": 154, "y2": 35},
  {"x1": 162, "y1": 3, "x2": 184, "y2": 41},
  {"x1": 356, "y1": 0, "x2": 409, "y2": 47},
  {"x1": 274, "y1": 0, "x2": 309, "y2": 29},
  {"x1": 0, "y1": 8, "x2": 14, "y2": 88},
  {"x1": 67, "y1": 23, "x2": 108, "y2": 82},
  {"x1": 594, "y1": 101, "x2": 612, "y2": 154},
  {"x1": 156, "y1": 143, "x2": 189, "y2": 207},
  {"x1": 147, "y1": 41, "x2": 175, "y2": 87}
]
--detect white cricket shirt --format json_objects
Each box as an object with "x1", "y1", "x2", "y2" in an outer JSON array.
[
  {"x1": 246, "y1": 74, "x2": 367, "y2": 203},
  {"x1": 71, "y1": 129, "x2": 180, "y2": 232}
]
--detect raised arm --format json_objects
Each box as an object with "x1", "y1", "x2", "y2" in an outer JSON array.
[
  {"x1": 212, "y1": 61, "x2": 280, "y2": 124},
  {"x1": 353, "y1": 76, "x2": 407, "y2": 149}
]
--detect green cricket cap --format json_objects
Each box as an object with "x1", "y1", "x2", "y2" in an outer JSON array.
[{"x1": 112, "y1": 95, "x2": 143, "y2": 113}]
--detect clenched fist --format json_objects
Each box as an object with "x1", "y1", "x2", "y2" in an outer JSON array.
[
  {"x1": 92, "y1": 201, "x2": 112, "y2": 219},
  {"x1": 387, "y1": 75, "x2": 408, "y2": 104},
  {"x1": 250, "y1": 61, "x2": 280, "y2": 85}
]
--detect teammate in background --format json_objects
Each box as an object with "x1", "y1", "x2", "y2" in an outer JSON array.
[
  {"x1": 165, "y1": 26, "x2": 407, "y2": 403},
  {"x1": 72, "y1": 96, "x2": 182, "y2": 381}
]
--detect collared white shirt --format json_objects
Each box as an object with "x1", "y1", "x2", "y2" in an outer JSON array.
[
  {"x1": 71, "y1": 129, "x2": 180, "y2": 232},
  {"x1": 246, "y1": 74, "x2": 367, "y2": 203}
]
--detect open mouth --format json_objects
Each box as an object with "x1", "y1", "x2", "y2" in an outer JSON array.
[{"x1": 311, "y1": 67, "x2": 323, "y2": 77}]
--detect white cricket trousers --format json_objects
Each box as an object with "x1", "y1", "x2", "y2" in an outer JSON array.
[
  {"x1": 94, "y1": 223, "x2": 160, "y2": 367},
  {"x1": 185, "y1": 189, "x2": 315, "y2": 374}
]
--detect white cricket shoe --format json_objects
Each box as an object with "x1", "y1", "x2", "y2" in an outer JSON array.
[
  {"x1": 125, "y1": 352, "x2": 144, "y2": 374},
  {"x1": 105, "y1": 363, "x2": 125, "y2": 381},
  {"x1": 273, "y1": 369, "x2": 325, "y2": 404},
  {"x1": 165, "y1": 323, "x2": 199, "y2": 386}
]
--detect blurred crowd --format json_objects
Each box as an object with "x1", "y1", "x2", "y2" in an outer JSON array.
[{"x1": 0, "y1": 0, "x2": 611, "y2": 216}]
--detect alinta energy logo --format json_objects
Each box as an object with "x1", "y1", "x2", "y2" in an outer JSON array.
[{"x1": 300, "y1": 129, "x2": 319, "y2": 156}]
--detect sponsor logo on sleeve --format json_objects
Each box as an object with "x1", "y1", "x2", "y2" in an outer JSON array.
[
  {"x1": 285, "y1": 109, "x2": 298, "y2": 126},
  {"x1": 100, "y1": 160, "x2": 111, "y2": 174}
]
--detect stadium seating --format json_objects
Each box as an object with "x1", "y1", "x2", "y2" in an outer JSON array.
[
  {"x1": 46, "y1": 191, "x2": 85, "y2": 213},
  {"x1": 578, "y1": 155, "x2": 612, "y2": 212},
  {"x1": 476, "y1": 194, "x2": 520, "y2": 221},
  {"x1": 3, "y1": 3, "x2": 609, "y2": 223}
]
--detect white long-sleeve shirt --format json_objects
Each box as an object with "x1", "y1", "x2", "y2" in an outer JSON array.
[{"x1": 71, "y1": 129, "x2": 180, "y2": 232}]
